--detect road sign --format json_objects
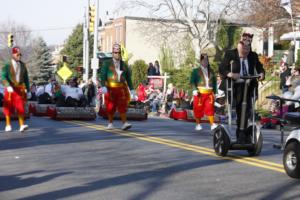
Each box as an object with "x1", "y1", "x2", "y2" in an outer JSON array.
[{"x1": 57, "y1": 62, "x2": 73, "y2": 82}]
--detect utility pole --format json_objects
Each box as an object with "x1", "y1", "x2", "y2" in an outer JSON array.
[
  {"x1": 83, "y1": 0, "x2": 90, "y2": 82},
  {"x1": 91, "y1": 0, "x2": 99, "y2": 83},
  {"x1": 82, "y1": 11, "x2": 87, "y2": 81},
  {"x1": 268, "y1": 26, "x2": 274, "y2": 57}
]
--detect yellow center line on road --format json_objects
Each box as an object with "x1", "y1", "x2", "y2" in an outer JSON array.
[{"x1": 67, "y1": 121, "x2": 285, "y2": 173}]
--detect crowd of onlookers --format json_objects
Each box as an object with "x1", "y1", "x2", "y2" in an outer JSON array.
[
  {"x1": 28, "y1": 77, "x2": 98, "y2": 108},
  {"x1": 277, "y1": 62, "x2": 300, "y2": 112},
  {"x1": 136, "y1": 81, "x2": 190, "y2": 115},
  {"x1": 3, "y1": 57, "x2": 298, "y2": 118},
  {"x1": 147, "y1": 60, "x2": 161, "y2": 76}
]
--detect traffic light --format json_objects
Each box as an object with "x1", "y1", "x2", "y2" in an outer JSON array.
[
  {"x1": 7, "y1": 33, "x2": 13, "y2": 47},
  {"x1": 62, "y1": 55, "x2": 68, "y2": 62},
  {"x1": 89, "y1": 5, "x2": 95, "y2": 33}
]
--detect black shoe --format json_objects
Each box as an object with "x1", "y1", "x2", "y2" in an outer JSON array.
[{"x1": 236, "y1": 130, "x2": 245, "y2": 144}]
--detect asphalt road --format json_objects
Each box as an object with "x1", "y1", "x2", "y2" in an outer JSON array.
[{"x1": 0, "y1": 116, "x2": 300, "y2": 200}]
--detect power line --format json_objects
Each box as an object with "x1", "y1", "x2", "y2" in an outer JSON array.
[{"x1": 0, "y1": 26, "x2": 76, "y2": 34}]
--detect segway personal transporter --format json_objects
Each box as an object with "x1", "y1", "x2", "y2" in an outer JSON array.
[{"x1": 212, "y1": 74, "x2": 263, "y2": 157}]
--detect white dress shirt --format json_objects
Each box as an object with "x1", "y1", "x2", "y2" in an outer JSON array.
[
  {"x1": 62, "y1": 85, "x2": 83, "y2": 100},
  {"x1": 200, "y1": 66, "x2": 210, "y2": 88},
  {"x1": 11, "y1": 59, "x2": 21, "y2": 82},
  {"x1": 239, "y1": 58, "x2": 249, "y2": 76},
  {"x1": 36, "y1": 86, "x2": 45, "y2": 97},
  {"x1": 45, "y1": 83, "x2": 53, "y2": 96}
]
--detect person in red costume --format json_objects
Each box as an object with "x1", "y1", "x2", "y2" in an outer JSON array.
[
  {"x1": 2, "y1": 47, "x2": 30, "y2": 132},
  {"x1": 137, "y1": 82, "x2": 147, "y2": 102},
  {"x1": 100, "y1": 43, "x2": 135, "y2": 130},
  {"x1": 190, "y1": 53, "x2": 218, "y2": 131}
]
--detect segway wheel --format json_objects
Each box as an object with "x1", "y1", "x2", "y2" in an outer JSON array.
[
  {"x1": 247, "y1": 126, "x2": 263, "y2": 156},
  {"x1": 283, "y1": 141, "x2": 300, "y2": 178},
  {"x1": 213, "y1": 126, "x2": 230, "y2": 157}
]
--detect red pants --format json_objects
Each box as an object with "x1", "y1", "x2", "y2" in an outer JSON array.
[
  {"x1": 105, "y1": 86, "x2": 130, "y2": 114},
  {"x1": 3, "y1": 86, "x2": 26, "y2": 116},
  {"x1": 193, "y1": 93, "x2": 214, "y2": 118}
]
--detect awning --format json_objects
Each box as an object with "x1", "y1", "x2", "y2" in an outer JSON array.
[{"x1": 280, "y1": 31, "x2": 300, "y2": 40}]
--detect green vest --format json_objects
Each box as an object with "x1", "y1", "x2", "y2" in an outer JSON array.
[
  {"x1": 2, "y1": 60, "x2": 30, "y2": 91},
  {"x1": 100, "y1": 59, "x2": 133, "y2": 90},
  {"x1": 190, "y1": 65, "x2": 217, "y2": 94}
]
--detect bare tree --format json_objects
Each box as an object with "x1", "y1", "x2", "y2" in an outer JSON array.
[
  {"x1": 117, "y1": 0, "x2": 248, "y2": 60},
  {"x1": 244, "y1": 0, "x2": 297, "y2": 43},
  {"x1": 0, "y1": 20, "x2": 34, "y2": 64},
  {"x1": 246, "y1": 0, "x2": 288, "y2": 28}
]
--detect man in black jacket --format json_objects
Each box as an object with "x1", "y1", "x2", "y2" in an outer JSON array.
[{"x1": 219, "y1": 37, "x2": 265, "y2": 143}]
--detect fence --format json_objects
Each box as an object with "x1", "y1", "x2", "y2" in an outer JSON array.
[{"x1": 257, "y1": 76, "x2": 280, "y2": 109}]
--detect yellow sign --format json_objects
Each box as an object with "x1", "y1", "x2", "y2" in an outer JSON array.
[{"x1": 57, "y1": 62, "x2": 73, "y2": 82}]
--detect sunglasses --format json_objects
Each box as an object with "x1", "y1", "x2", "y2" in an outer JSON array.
[{"x1": 113, "y1": 52, "x2": 121, "y2": 54}]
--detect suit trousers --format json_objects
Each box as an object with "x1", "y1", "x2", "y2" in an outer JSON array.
[{"x1": 234, "y1": 83, "x2": 253, "y2": 132}]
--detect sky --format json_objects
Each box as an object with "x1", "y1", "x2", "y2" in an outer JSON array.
[{"x1": 0, "y1": 0, "x2": 120, "y2": 45}]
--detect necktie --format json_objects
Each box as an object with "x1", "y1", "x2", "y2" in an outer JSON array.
[{"x1": 242, "y1": 60, "x2": 247, "y2": 76}]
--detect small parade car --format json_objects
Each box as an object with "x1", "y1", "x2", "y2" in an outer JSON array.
[
  {"x1": 47, "y1": 106, "x2": 96, "y2": 120},
  {"x1": 99, "y1": 101, "x2": 148, "y2": 121},
  {"x1": 283, "y1": 112, "x2": 300, "y2": 178},
  {"x1": 169, "y1": 95, "x2": 223, "y2": 123},
  {"x1": 29, "y1": 101, "x2": 96, "y2": 120},
  {"x1": 169, "y1": 107, "x2": 221, "y2": 123},
  {"x1": 265, "y1": 95, "x2": 300, "y2": 178},
  {"x1": 29, "y1": 102, "x2": 54, "y2": 117}
]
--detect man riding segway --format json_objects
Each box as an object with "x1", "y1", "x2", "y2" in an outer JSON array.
[{"x1": 214, "y1": 33, "x2": 265, "y2": 156}]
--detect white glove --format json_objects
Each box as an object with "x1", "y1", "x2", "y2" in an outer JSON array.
[
  {"x1": 7, "y1": 86, "x2": 13, "y2": 93},
  {"x1": 130, "y1": 90, "x2": 136, "y2": 100},
  {"x1": 193, "y1": 90, "x2": 198, "y2": 96},
  {"x1": 27, "y1": 92, "x2": 32, "y2": 100},
  {"x1": 227, "y1": 72, "x2": 240, "y2": 80},
  {"x1": 101, "y1": 86, "x2": 108, "y2": 94},
  {"x1": 259, "y1": 73, "x2": 265, "y2": 81}
]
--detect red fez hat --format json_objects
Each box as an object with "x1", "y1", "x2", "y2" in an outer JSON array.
[
  {"x1": 12, "y1": 47, "x2": 21, "y2": 54},
  {"x1": 242, "y1": 32, "x2": 254, "y2": 38},
  {"x1": 112, "y1": 43, "x2": 121, "y2": 51}
]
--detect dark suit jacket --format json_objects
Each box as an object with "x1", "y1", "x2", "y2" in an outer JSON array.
[{"x1": 218, "y1": 48, "x2": 265, "y2": 94}]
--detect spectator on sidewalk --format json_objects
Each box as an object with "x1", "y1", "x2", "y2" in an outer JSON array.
[
  {"x1": 62, "y1": 78, "x2": 86, "y2": 107},
  {"x1": 154, "y1": 60, "x2": 161, "y2": 76},
  {"x1": 83, "y1": 79, "x2": 96, "y2": 106},
  {"x1": 280, "y1": 63, "x2": 291, "y2": 94},
  {"x1": 151, "y1": 89, "x2": 163, "y2": 113},
  {"x1": 147, "y1": 62, "x2": 156, "y2": 76}
]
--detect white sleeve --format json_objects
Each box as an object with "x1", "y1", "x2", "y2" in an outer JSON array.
[
  {"x1": 78, "y1": 87, "x2": 83, "y2": 96},
  {"x1": 36, "y1": 87, "x2": 45, "y2": 96},
  {"x1": 60, "y1": 85, "x2": 67, "y2": 93},
  {"x1": 45, "y1": 84, "x2": 52, "y2": 95}
]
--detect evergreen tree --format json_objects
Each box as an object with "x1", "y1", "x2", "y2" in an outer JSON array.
[
  {"x1": 179, "y1": 35, "x2": 196, "y2": 68},
  {"x1": 60, "y1": 23, "x2": 93, "y2": 77},
  {"x1": 159, "y1": 43, "x2": 175, "y2": 72},
  {"x1": 29, "y1": 37, "x2": 53, "y2": 85},
  {"x1": 167, "y1": 67, "x2": 193, "y2": 94},
  {"x1": 215, "y1": 21, "x2": 242, "y2": 62},
  {"x1": 131, "y1": 59, "x2": 148, "y2": 89},
  {"x1": 296, "y1": 49, "x2": 300, "y2": 68}
]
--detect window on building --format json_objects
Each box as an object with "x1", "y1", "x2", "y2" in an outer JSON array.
[
  {"x1": 106, "y1": 37, "x2": 109, "y2": 52},
  {"x1": 115, "y1": 26, "x2": 122, "y2": 43}
]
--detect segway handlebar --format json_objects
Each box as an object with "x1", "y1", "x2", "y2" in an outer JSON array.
[
  {"x1": 240, "y1": 75, "x2": 260, "y2": 80},
  {"x1": 266, "y1": 95, "x2": 300, "y2": 104}
]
